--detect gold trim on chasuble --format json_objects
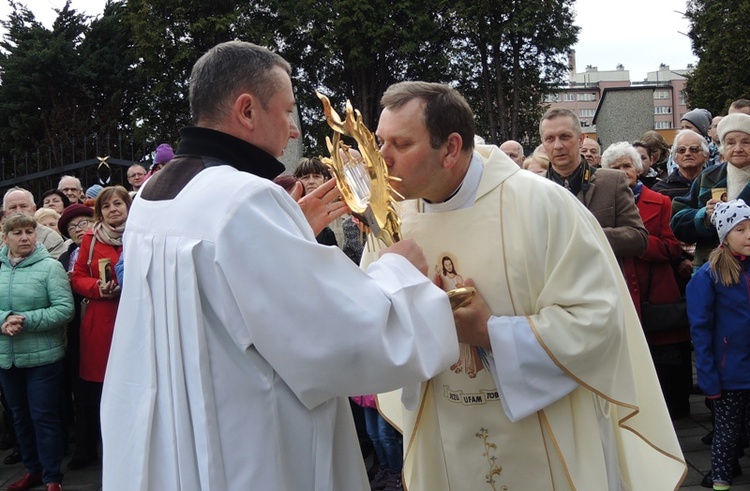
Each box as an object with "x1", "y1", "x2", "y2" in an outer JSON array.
[{"x1": 400, "y1": 181, "x2": 560, "y2": 490}]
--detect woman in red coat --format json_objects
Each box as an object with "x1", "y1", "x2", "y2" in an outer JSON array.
[
  {"x1": 70, "y1": 186, "x2": 131, "y2": 469},
  {"x1": 602, "y1": 142, "x2": 692, "y2": 419}
]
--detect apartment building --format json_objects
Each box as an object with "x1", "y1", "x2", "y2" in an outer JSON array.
[{"x1": 544, "y1": 61, "x2": 691, "y2": 133}]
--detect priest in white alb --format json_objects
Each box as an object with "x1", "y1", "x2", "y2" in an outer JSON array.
[{"x1": 99, "y1": 43, "x2": 459, "y2": 491}]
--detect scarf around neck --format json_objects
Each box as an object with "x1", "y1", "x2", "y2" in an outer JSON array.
[
  {"x1": 632, "y1": 181, "x2": 644, "y2": 203},
  {"x1": 93, "y1": 220, "x2": 124, "y2": 247}
]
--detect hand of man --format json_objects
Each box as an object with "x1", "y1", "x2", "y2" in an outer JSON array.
[
  {"x1": 379, "y1": 238, "x2": 428, "y2": 275},
  {"x1": 297, "y1": 178, "x2": 349, "y2": 235},
  {"x1": 452, "y1": 279, "x2": 491, "y2": 349}
]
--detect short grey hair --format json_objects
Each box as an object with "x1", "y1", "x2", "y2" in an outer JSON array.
[
  {"x1": 539, "y1": 108, "x2": 582, "y2": 138},
  {"x1": 600, "y1": 142, "x2": 643, "y2": 172},
  {"x1": 671, "y1": 129, "x2": 709, "y2": 158},
  {"x1": 189, "y1": 41, "x2": 292, "y2": 125},
  {"x1": 58, "y1": 175, "x2": 82, "y2": 190},
  {"x1": 2, "y1": 187, "x2": 35, "y2": 211}
]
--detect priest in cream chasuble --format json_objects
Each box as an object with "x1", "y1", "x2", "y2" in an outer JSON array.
[{"x1": 363, "y1": 144, "x2": 686, "y2": 490}]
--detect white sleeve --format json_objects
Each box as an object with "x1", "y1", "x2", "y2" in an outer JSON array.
[
  {"x1": 218, "y1": 186, "x2": 460, "y2": 410},
  {"x1": 484, "y1": 315, "x2": 577, "y2": 422}
]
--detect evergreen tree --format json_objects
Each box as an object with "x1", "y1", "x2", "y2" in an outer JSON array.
[
  {"x1": 684, "y1": 0, "x2": 750, "y2": 114},
  {"x1": 0, "y1": 1, "x2": 90, "y2": 165},
  {"x1": 450, "y1": 0, "x2": 578, "y2": 144},
  {"x1": 124, "y1": 0, "x2": 238, "y2": 147},
  {"x1": 80, "y1": 1, "x2": 140, "y2": 144},
  {"x1": 255, "y1": 0, "x2": 453, "y2": 155}
]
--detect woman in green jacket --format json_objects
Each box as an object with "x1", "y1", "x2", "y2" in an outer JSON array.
[{"x1": 0, "y1": 213, "x2": 73, "y2": 491}]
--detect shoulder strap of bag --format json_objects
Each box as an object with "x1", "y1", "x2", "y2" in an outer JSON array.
[{"x1": 86, "y1": 235, "x2": 97, "y2": 278}]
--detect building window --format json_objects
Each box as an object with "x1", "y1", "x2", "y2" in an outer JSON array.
[
  {"x1": 544, "y1": 93, "x2": 561, "y2": 103},
  {"x1": 580, "y1": 109, "x2": 596, "y2": 117},
  {"x1": 654, "y1": 90, "x2": 670, "y2": 100},
  {"x1": 679, "y1": 91, "x2": 687, "y2": 105},
  {"x1": 655, "y1": 121, "x2": 673, "y2": 129},
  {"x1": 564, "y1": 93, "x2": 575, "y2": 102},
  {"x1": 654, "y1": 106, "x2": 673, "y2": 114},
  {"x1": 577, "y1": 93, "x2": 596, "y2": 102}
]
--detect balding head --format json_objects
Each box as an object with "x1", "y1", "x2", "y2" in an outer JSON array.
[
  {"x1": 3, "y1": 188, "x2": 36, "y2": 216},
  {"x1": 581, "y1": 138, "x2": 601, "y2": 166},
  {"x1": 500, "y1": 140, "x2": 524, "y2": 166}
]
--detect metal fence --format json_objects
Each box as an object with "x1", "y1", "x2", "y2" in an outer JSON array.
[{"x1": 0, "y1": 134, "x2": 160, "y2": 203}]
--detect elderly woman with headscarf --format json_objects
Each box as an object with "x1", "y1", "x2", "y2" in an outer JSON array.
[
  {"x1": 601, "y1": 142, "x2": 691, "y2": 419},
  {"x1": 672, "y1": 113, "x2": 750, "y2": 270}
]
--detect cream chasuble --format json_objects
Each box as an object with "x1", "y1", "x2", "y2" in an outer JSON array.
[{"x1": 366, "y1": 145, "x2": 686, "y2": 490}]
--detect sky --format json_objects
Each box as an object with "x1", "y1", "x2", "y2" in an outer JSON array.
[
  {"x1": 572, "y1": 0, "x2": 697, "y2": 80},
  {"x1": 3, "y1": 0, "x2": 698, "y2": 82}
]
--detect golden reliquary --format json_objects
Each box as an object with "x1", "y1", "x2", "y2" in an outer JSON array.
[{"x1": 316, "y1": 92, "x2": 474, "y2": 310}]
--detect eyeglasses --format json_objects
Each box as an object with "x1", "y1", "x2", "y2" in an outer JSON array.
[
  {"x1": 675, "y1": 145, "x2": 703, "y2": 155},
  {"x1": 128, "y1": 172, "x2": 146, "y2": 179},
  {"x1": 67, "y1": 219, "x2": 90, "y2": 232},
  {"x1": 60, "y1": 187, "x2": 81, "y2": 193}
]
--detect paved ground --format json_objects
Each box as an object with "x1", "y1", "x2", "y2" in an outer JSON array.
[
  {"x1": 0, "y1": 451, "x2": 102, "y2": 491},
  {"x1": 679, "y1": 393, "x2": 750, "y2": 490},
  {"x1": 0, "y1": 392, "x2": 741, "y2": 490}
]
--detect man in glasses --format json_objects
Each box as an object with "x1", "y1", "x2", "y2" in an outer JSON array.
[
  {"x1": 653, "y1": 129, "x2": 708, "y2": 200},
  {"x1": 57, "y1": 176, "x2": 84, "y2": 204},
  {"x1": 126, "y1": 163, "x2": 148, "y2": 192}
]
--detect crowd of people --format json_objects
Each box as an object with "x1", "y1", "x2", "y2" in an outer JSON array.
[
  {"x1": 1, "y1": 38, "x2": 749, "y2": 491},
  {"x1": 0, "y1": 144, "x2": 172, "y2": 491},
  {"x1": 497, "y1": 102, "x2": 750, "y2": 491}
]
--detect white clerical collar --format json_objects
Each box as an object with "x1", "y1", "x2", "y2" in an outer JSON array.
[{"x1": 422, "y1": 152, "x2": 483, "y2": 213}]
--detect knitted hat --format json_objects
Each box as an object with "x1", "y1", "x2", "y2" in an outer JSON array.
[
  {"x1": 154, "y1": 143, "x2": 175, "y2": 165},
  {"x1": 711, "y1": 199, "x2": 750, "y2": 244},
  {"x1": 86, "y1": 184, "x2": 103, "y2": 199},
  {"x1": 57, "y1": 203, "x2": 94, "y2": 239},
  {"x1": 681, "y1": 108, "x2": 712, "y2": 137},
  {"x1": 717, "y1": 113, "x2": 750, "y2": 143}
]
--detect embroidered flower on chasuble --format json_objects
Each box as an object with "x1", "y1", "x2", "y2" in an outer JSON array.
[{"x1": 476, "y1": 427, "x2": 506, "y2": 490}]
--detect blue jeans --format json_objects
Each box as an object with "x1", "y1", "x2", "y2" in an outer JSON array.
[
  {"x1": 363, "y1": 407, "x2": 402, "y2": 472},
  {"x1": 0, "y1": 361, "x2": 65, "y2": 484}
]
